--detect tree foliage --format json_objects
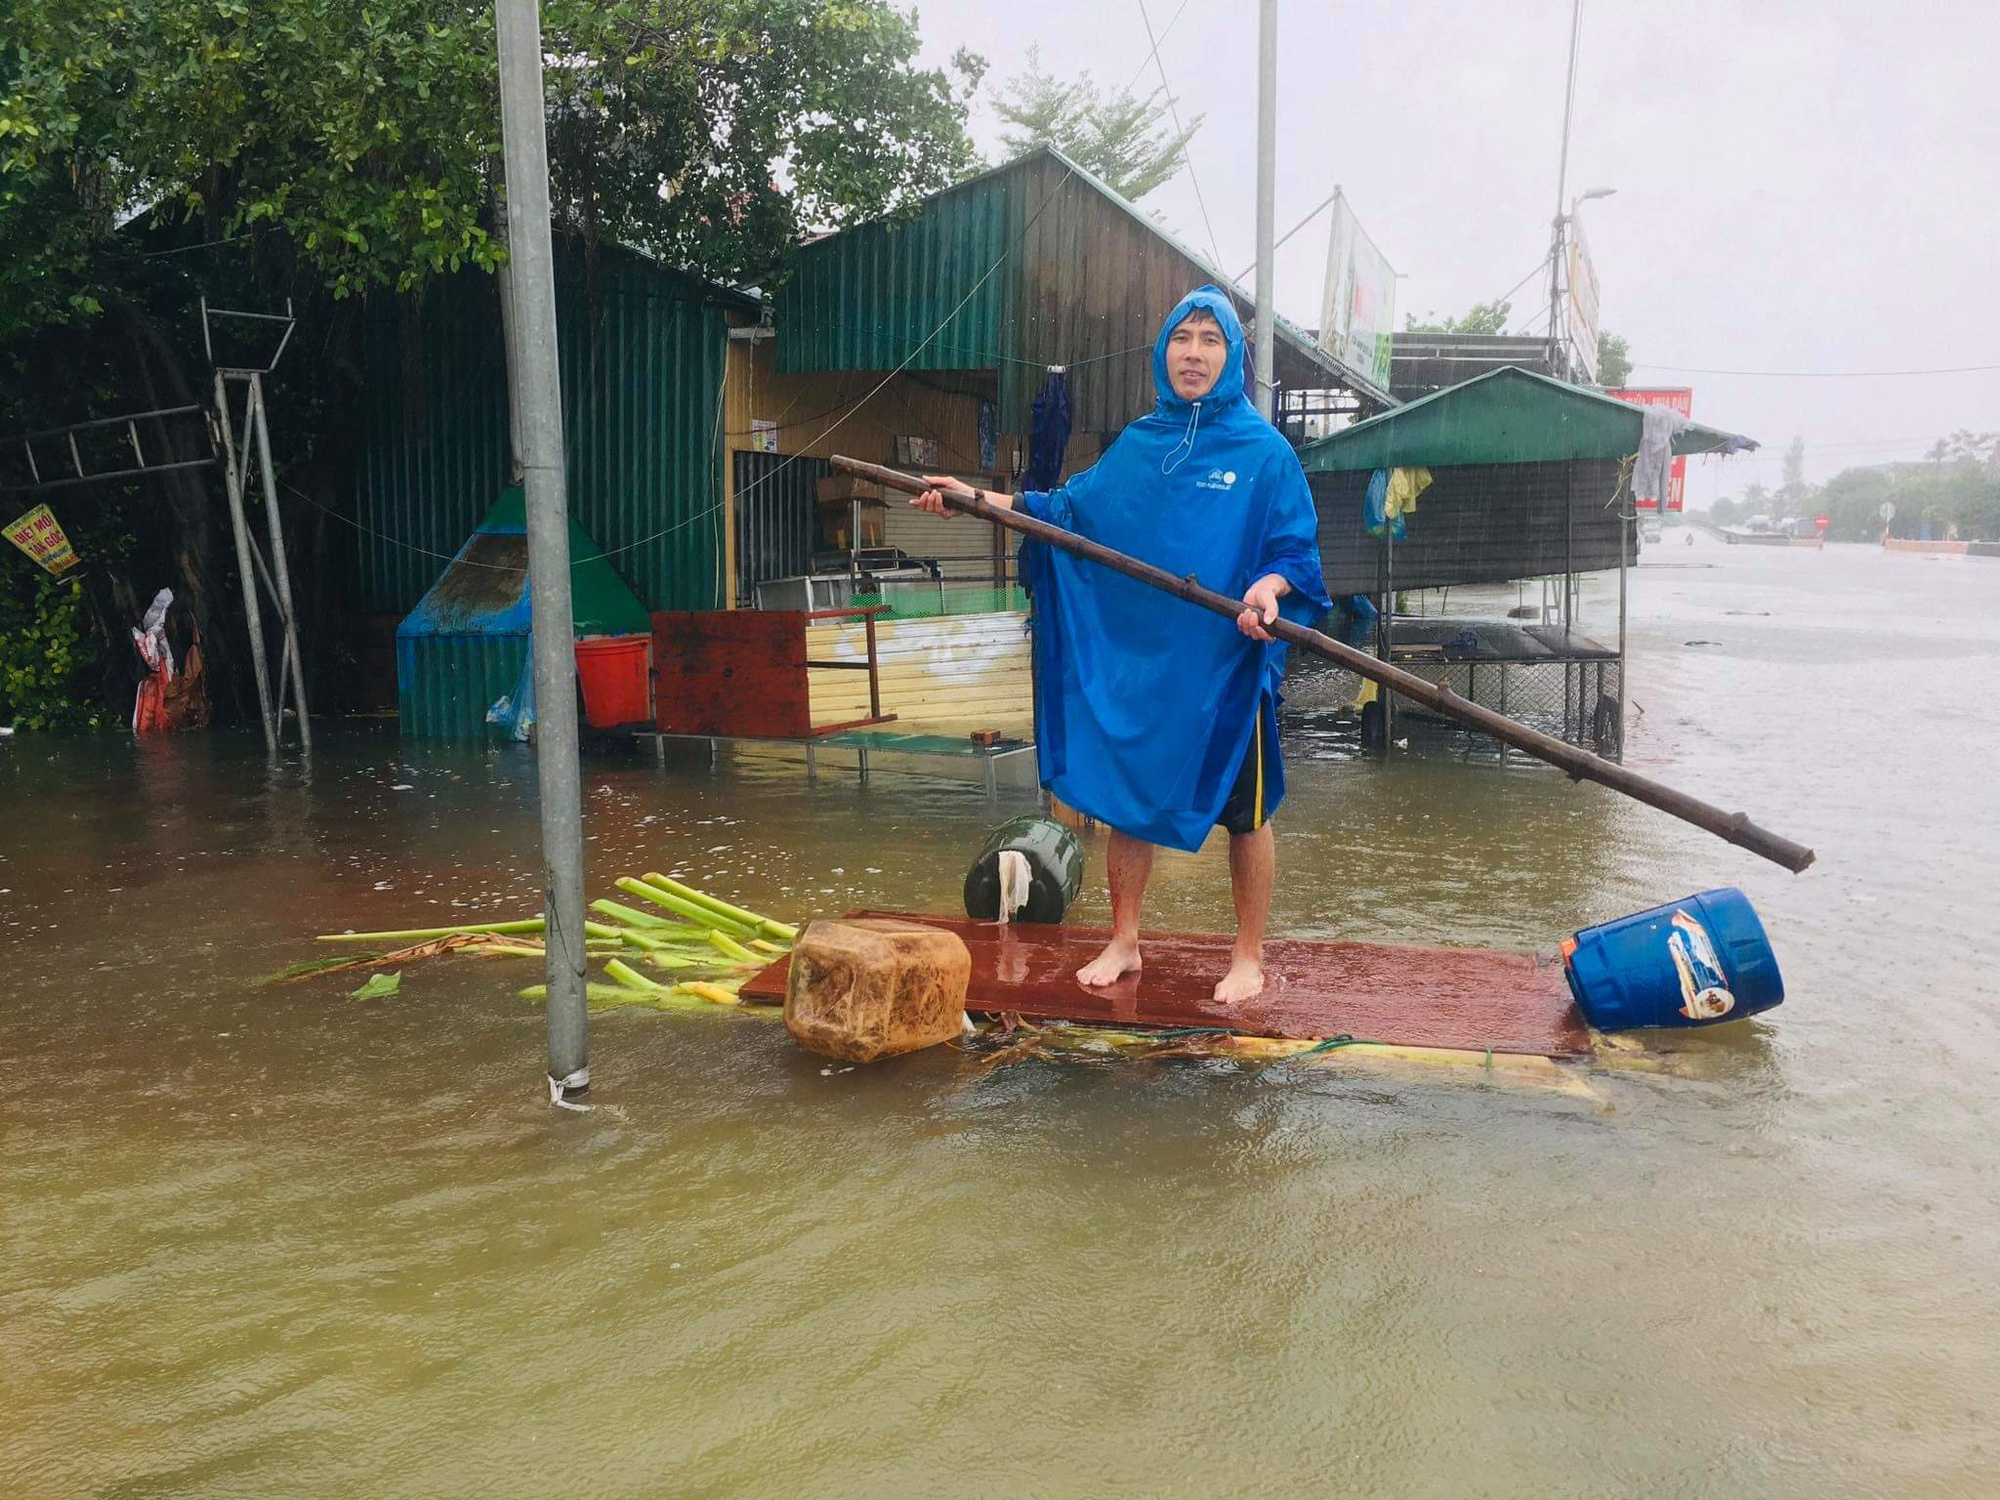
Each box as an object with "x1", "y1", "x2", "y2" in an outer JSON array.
[
  {"x1": 1595, "y1": 330, "x2": 1631, "y2": 387},
  {"x1": 1712, "y1": 435, "x2": 2000, "y2": 542},
  {"x1": 1403, "y1": 299, "x2": 1512, "y2": 336},
  {"x1": 0, "y1": 0, "x2": 985, "y2": 727},
  {"x1": 0, "y1": 0, "x2": 987, "y2": 340},
  {"x1": 990, "y1": 45, "x2": 1199, "y2": 201}
]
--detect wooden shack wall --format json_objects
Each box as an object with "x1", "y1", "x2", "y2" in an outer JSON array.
[
  {"x1": 1003, "y1": 154, "x2": 1353, "y2": 440},
  {"x1": 804, "y1": 612, "x2": 1032, "y2": 731},
  {"x1": 1308, "y1": 459, "x2": 1635, "y2": 595}
]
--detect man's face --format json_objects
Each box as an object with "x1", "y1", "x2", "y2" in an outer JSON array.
[{"x1": 1166, "y1": 311, "x2": 1227, "y2": 400}]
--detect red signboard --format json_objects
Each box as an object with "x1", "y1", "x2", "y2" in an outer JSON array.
[{"x1": 1604, "y1": 387, "x2": 1695, "y2": 512}]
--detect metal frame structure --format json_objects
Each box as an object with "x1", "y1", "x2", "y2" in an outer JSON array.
[
  {"x1": 1, "y1": 405, "x2": 216, "y2": 497},
  {"x1": 202, "y1": 297, "x2": 311, "y2": 753}
]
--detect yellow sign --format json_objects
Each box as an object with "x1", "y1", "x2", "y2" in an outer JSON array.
[{"x1": 5, "y1": 502, "x2": 79, "y2": 575}]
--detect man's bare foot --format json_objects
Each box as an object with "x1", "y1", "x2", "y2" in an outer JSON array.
[
  {"x1": 1077, "y1": 938, "x2": 1142, "y2": 986},
  {"x1": 1212, "y1": 955, "x2": 1265, "y2": 1004}
]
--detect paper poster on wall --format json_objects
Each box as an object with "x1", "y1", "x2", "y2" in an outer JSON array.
[{"x1": 749, "y1": 419, "x2": 778, "y2": 454}]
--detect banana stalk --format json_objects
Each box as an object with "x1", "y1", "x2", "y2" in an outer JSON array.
[
  {"x1": 641, "y1": 873, "x2": 797, "y2": 942},
  {"x1": 707, "y1": 929, "x2": 763, "y2": 964},
  {"x1": 675, "y1": 980, "x2": 742, "y2": 1007},
  {"x1": 590, "y1": 898, "x2": 705, "y2": 934},
  {"x1": 520, "y1": 983, "x2": 721, "y2": 1013},
  {"x1": 604, "y1": 958, "x2": 668, "y2": 993},
  {"x1": 318, "y1": 918, "x2": 545, "y2": 944},
  {"x1": 614, "y1": 877, "x2": 759, "y2": 937}
]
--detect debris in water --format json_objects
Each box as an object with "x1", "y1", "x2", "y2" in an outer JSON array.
[
  {"x1": 349, "y1": 971, "x2": 402, "y2": 1000},
  {"x1": 293, "y1": 872, "x2": 798, "y2": 1017}
]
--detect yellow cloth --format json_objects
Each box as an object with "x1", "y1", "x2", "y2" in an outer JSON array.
[{"x1": 1385, "y1": 466, "x2": 1433, "y2": 522}]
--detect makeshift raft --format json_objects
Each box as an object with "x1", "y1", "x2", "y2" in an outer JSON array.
[{"x1": 742, "y1": 911, "x2": 1592, "y2": 1058}]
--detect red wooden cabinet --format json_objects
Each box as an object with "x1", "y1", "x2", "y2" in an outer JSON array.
[{"x1": 651, "y1": 608, "x2": 893, "y2": 739}]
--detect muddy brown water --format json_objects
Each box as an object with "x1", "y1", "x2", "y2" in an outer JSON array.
[{"x1": 3, "y1": 532, "x2": 1996, "y2": 1497}]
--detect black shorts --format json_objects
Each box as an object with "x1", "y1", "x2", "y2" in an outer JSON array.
[{"x1": 1216, "y1": 696, "x2": 1278, "y2": 836}]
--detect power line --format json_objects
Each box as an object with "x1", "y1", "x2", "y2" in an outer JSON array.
[
  {"x1": 1230, "y1": 187, "x2": 1343, "y2": 285},
  {"x1": 1122, "y1": 0, "x2": 1193, "y2": 91},
  {"x1": 1135, "y1": 0, "x2": 1225, "y2": 277},
  {"x1": 1487, "y1": 257, "x2": 1556, "y2": 319},
  {"x1": 1631, "y1": 361, "x2": 2000, "y2": 379}
]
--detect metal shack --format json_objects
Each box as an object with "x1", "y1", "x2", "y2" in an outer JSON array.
[
  {"x1": 1298, "y1": 365, "x2": 1756, "y2": 755},
  {"x1": 349, "y1": 240, "x2": 757, "y2": 724},
  {"x1": 704, "y1": 144, "x2": 1392, "y2": 739}
]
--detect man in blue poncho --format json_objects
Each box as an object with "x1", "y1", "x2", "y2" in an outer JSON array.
[{"x1": 915, "y1": 286, "x2": 1330, "y2": 1002}]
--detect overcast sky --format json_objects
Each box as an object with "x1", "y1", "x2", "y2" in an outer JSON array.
[{"x1": 915, "y1": 1, "x2": 2000, "y2": 504}]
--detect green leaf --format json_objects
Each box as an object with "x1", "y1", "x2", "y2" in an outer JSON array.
[{"x1": 349, "y1": 971, "x2": 402, "y2": 1000}]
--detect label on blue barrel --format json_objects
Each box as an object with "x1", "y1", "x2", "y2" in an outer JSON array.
[{"x1": 1668, "y1": 909, "x2": 1736, "y2": 1020}]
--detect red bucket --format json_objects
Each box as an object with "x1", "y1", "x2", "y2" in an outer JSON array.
[{"x1": 574, "y1": 634, "x2": 651, "y2": 728}]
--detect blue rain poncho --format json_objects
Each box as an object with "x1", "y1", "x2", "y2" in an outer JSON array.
[{"x1": 1017, "y1": 285, "x2": 1331, "y2": 851}]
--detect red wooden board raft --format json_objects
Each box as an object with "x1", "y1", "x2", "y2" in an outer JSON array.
[{"x1": 741, "y1": 911, "x2": 1592, "y2": 1057}]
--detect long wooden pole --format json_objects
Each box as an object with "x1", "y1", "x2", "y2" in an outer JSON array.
[{"x1": 830, "y1": 455, "x2": 1816, "y2": 874}]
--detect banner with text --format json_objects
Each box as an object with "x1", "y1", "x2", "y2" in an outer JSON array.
[
  {"x1": 6, "y1": 502, "x2": 79, "y2": 574},
  {"x1": 1318, "y1": 191, "x2": 1398, "y2": 393},
  {"x1": 1605, "y1": 387, "x2": 1695, "y2": 512}
]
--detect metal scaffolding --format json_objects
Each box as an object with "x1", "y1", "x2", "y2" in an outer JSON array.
[{"x1": 202, "y1": 297, "x2": 311, "y2": 754}]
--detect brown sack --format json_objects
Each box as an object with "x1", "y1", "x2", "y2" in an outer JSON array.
[{"x1": 784, "y1": 919, "x2": 971, "y2": 1063}]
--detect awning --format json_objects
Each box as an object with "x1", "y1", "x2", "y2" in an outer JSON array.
[{"x1": 1300, "y1": 366, "x2": 1757, "y2": 474}]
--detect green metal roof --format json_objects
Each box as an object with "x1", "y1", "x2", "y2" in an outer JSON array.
[
  {"x1": 777, "y1": 146, "x2": 1396, "y2": 413},
  {"x1": 1299, "y1": 366, "x2": 1757, "y2": 473}
]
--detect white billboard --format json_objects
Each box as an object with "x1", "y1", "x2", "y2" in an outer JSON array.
[
  {"x1": 1317, "y1": 190, "x2": 1397, "y2": 392},
  {"x1": 1565, "y1": 209, "x2": 1601, "y2": 383}
]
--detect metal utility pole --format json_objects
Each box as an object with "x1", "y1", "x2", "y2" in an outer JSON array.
[
  {"x1": 494, "y1": 215, "x2": 526, "y2": 486},
  {"x1": 1546, "y1": 0, "x2": 1584, "y2": 380},
  {"x1": 1252, "y1": 0, "x2": 1278, "y2": 423},
  {"x1": 496, "y1": 0, "x2": 589, "y2": 1101}
]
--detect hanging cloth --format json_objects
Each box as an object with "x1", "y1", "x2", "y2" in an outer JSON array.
[
  {"x1": 1026, "y1": 371, "x2": 1072, "y2": 491},
  {"x1": 131, "y1": 588, "x2": 175, "y2": 735},
  {"x1": 1366, "y1": 467, "x2": 1431, "y2": 540},
  {"x1": 1634, "y1": 405, "x2": 1690, "y2": 504}
]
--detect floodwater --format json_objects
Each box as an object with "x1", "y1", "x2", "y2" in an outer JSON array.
[{"x1": 3, "y1": 532, "x2": 1996, "y2": 1498}]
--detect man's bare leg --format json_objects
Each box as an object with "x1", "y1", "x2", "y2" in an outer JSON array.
[
  {"x1": 1077, "y1": 829, "x2": 1154, "y2": 985},
  {"x1": 1214, "y1": 822, "x2": 1274, "y2": 1002}
]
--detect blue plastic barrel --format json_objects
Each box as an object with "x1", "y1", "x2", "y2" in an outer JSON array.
[{"x1": 1563, "y1": 888, "x2": 1783, "y2": 1031}]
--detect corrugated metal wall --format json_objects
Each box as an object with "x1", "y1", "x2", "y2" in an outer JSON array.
[
  {"x1": 354, "y1": 243, "x2": 735, "y2": 616},
  {"x1": 1309, "y1": 460, "x2": 1634, "y2": 595},
  {"x1": 395, "y1": 634, "x2": 529, "y2": 741},
  {"x1": 777, "y1": 169, "x2": 1017, "y2": 379},
  {"x1": 776, "y1": 150, "x2": 1372, "y2": 443},
  {"x1": 733, "y1": 450, "x2": 826, "y2": 601}
]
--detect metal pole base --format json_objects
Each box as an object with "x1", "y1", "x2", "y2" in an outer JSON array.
[{"x1": 547, "y1": 1067, "x2": 592, "y2": 1111}]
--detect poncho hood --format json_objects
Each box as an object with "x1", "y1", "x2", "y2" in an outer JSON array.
[{"x1": 1152, "y1": 284, "x2": 1251, "y2": 414}]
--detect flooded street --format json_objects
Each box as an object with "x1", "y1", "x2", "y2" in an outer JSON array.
[{"x1": 4, "y1": 533, "x2": 1996, "y2": 1497}]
